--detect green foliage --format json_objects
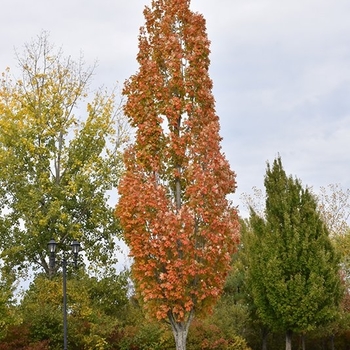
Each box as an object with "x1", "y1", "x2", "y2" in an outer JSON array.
[
  {"x1": 0, "y1": 323, "x2": 50, "y2": 350},
  {"x1": 85, "y1": 269, "x2": 130, "y2": 317},
  {"x1": 0, "y1": 268, "x2": 18, "y2": 341},
  {"x1": 0, "y1": 32, "x2": 128, "y2": 278},
  {"x1": 209, "y1": 248, "x2": 252, "y2": 342},
  {"x1": 187, "y1": 319, "x2": 251, "y2": 350},
  {"x1": 211, "y1": 295, "x2": 250, "y2": 341},
  {"x1": 243, "y1": 156, "x2": 343, "y2": 336},
  {"x1": 17, "y1": 270, "x2": 129, "y2": 350},
  {"x1": 117, "y1": 322, "x2": 172, "y2": 350}
]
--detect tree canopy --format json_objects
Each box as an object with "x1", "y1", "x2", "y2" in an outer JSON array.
[
  {"x1": 242, "y1": 157, "x2": 342, "y2": 350},
  {"x1": 0, "y1": 32, "x2": 128, "y2": 278}
]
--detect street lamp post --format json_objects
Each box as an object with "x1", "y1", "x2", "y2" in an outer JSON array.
[{"x1": 48, "y1": 239, "x2": 81, "y2": 350}]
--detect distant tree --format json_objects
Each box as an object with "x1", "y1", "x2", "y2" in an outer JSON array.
[
  {"x1": 0, "y1": 32, "x2": 128, "y2": 278},
  {"x1": 211, "y1": 240, "x2": 253, "y2": 343},
  {"x1": 315, "y1": 184, "x2": 350, "y2": 346},
  {"x1": 115, "y1": 0, "x2": 240, "y2": 349},
  {"x1": 242, "y1": 183, "x2": 350, "y2": 238},
  {"x1": 316, "y1": 183, "x2": 350, "y2": 237},
  {"x1": 243, "y1": 157, "x2": 342, "y2": 350}
]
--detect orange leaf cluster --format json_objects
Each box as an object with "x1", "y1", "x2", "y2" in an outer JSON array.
[{"x1": 116, "y1": 0, "x2": 240, "y2": 323}]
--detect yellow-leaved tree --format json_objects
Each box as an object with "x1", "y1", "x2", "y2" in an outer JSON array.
[{"x1": 0, "y1": 32, "x2": 129, "y2": 278}]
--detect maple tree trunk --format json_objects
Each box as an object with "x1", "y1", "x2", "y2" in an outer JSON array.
[
  {"x1": 173, "y1": 327, "x2": 188, "y2": 350},
  {"x1": 168, "y1": 311, "x2": 193, "y2": 350},
  {"x1": 286, "y1": 330, "x2": 293, "y2": 350}
]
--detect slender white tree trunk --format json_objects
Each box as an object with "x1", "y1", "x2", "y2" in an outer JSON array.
[
  {"x1": 286, "y1": 330, "x2": 293, "y2": 350},
  {"x1": 169, "y1": 310, "x2": 194, "y2": 350},
  {"x1": 301, "y1": 334, "x2": 306, "y2": 350}
]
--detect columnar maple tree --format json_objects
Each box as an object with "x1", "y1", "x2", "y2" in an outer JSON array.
[{"x1": 116, "y1": 0, "x2": 240, "y2": 349}]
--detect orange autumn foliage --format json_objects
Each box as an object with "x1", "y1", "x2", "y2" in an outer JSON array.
[{"x1": 116, "y1": 0, "x2": 239, "y2": 324}]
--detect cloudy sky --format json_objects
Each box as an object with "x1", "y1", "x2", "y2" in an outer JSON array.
[{"x1": 1, "y1": 0, "x2": 350, "y2": 217}]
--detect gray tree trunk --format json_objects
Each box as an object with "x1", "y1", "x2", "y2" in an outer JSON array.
[
  {"x1": 330, "y1": 334, "x2": 335, "y2": 350},
  {"x1": 286, "y1": 330, "x2": 293, "y2": 350},
  {"x1": 169, "y1": 310, "x2": 194, "y2": 350},
  {"x1": 173, "y1": 327, "x2": 188, "y2": 350},
  {"x1": 262, "y1": 327, "x2": 268, "y2": 350},
  {"x1": 301, "y1": 334, "x2": 306, "y2": 350}
]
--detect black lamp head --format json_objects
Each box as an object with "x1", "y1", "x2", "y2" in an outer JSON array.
[
  {"x1": 71, "y1": 241, "x2": 81, "y2": 254},
  {"x1": 48, "y1": 239, "x2": 57, "y2": 254}
]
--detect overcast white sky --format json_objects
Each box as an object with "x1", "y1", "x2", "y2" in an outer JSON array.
[{"x1": 1, "y1": 0, "x2": 350, "y2": 218}]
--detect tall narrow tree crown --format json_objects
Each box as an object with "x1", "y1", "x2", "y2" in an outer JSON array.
[{"x1": 117, "y1": 0, "x2": 239, "y2": 324}]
